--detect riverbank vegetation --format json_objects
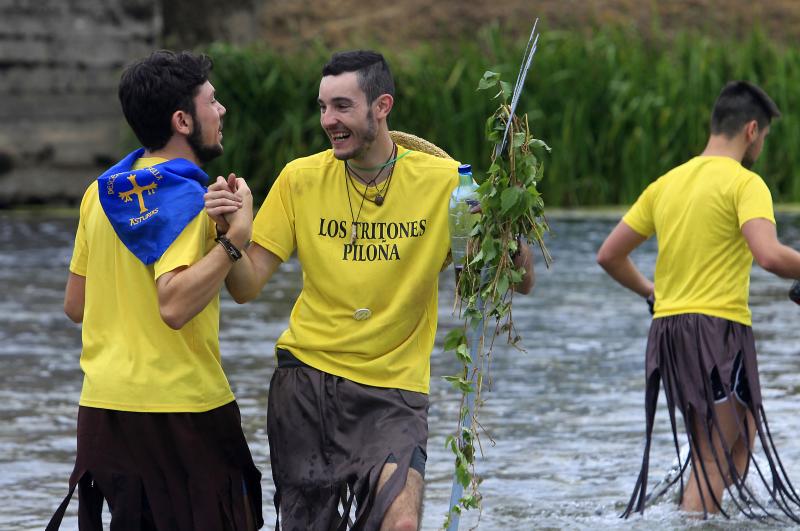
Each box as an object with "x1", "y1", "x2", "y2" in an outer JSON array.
[{"x1": 205, "y1": 25, "x2": 800, "y2": 206}]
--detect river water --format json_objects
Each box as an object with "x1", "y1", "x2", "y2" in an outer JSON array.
[{"x1": 3, "y1": 211, "x2": 800, "y2": 530}]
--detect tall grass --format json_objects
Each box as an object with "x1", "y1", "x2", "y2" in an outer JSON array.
[{"x1": 205, "y1": 26, "x2": 800, "y2": 206}]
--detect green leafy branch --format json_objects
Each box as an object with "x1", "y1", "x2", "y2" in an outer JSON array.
[{"x1": 443, "y1": 70, "x2": 551, "y2": 528}]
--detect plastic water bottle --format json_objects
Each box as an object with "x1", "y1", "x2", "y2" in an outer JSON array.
[{"x1": 448, "y1": 164, "x2": 479, "y2": 276}]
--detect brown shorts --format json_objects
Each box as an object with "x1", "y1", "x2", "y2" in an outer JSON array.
[
  {"x1": 268, "y1": 348, "x2": 429, "y2": 531},
  {"x1": 624, "y1": 313, "x2": 800, "y2": 521},
  {"x1": 47, "y1": 401, "x2": 263, "y2": 531}
]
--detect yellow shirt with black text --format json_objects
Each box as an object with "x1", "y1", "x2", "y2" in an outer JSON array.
[
  {"x1": 623, "y1": 156, "x2": 775, "y2": 325},
  {"x1": 253, "y1": 147, "x2": 459, "y2": 393},
  {"x1": 70, "y1": 157, "x2": 234, "y2": 412}
]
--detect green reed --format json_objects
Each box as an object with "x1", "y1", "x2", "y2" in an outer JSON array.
[{"x1": 204, "y1": 26, "x2": 800, "y2": 206}]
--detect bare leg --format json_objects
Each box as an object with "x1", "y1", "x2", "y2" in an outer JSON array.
[
  {"x1": 377, "y1": 462, "x2": 424, "y2": 531},
  {"x1": 682, "y1": 397, "x2": 751, "y2": 514}
]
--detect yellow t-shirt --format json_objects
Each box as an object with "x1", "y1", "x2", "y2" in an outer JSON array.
[
  {"x1": 70, "y1": 157, "x2": 234, "y2": 412},
  {"x1": 253, "y1": 147, "x2": 459, "y2": 393},
  {"x1": 623, "y1": 156, "x2": 775, "y2": 325}
]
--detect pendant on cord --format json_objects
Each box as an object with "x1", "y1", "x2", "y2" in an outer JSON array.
[
  {"x1": 351, "y1": 224, "x2": 357, "y2": 244},
  {"x1": 374, "y1": 195, "x2": 384, "y2": 206},
  {"x1": 353, "y1": 308, "x2": 372, "y2": 321}
]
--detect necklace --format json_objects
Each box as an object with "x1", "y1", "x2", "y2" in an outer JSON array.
[
  {"x1": 345, "y1": 143, "x2": 397, "y2": 206},
  {"x1": 347, "y1": 144, "x2": 408, "y2": 171},
  {"x1": 344, "y1": 168, "x2": 370, "y2": 244}
]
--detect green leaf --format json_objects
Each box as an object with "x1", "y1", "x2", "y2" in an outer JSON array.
[
  {"x1": 456, "y1": 343, "x2": 473, "y2": 364},
  {"x1": 480, "y1": 237, "x2": 498, "y2": 263},
  {"x1": 529, "y1": 138, "x2": 552, "y2": 152},
  {"x1": 477, "y1": 71, "x2": 500, "y2": 91},
  {"x1": 497, "y1": 274, "x2": 509, "y2": 295},
  {"x1": 499, "y1": 80, "x2": 513, "y2": 101},
  {"x1": 443, "y1": 375, "x2": 475, "y2": 394},
  {"x1": 500, "y1": 187, "x2": 524, "y2": 214},
  {"x1": 443, "y1": 328, "x2": 467, "y2": 351},
  {"x1": 455, "y1": 464, "x2": 471, "y2": 488}
]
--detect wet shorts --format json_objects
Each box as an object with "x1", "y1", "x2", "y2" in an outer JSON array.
[
  {"x1": 268, "y1": 348, "x2": 429, "y2": 530},
  {"x1": 47, "y1": 401, "x2": 263, "y2": 531}
]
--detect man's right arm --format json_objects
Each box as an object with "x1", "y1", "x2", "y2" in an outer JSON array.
[
  {"x1": 205, "y1": 175, "x2": 283, "y2": 303},
  {"x1": 224, "y1": 243, "x2": 282, "y2": 303},
  {"x1": 597, "y1": 220, "x2": 654, "y2": 298},
  {"x1": 742, "y1": 218, "x2": 800, "y2": 278}
]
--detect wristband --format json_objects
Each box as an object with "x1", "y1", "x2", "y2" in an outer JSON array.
[{"x1": 215, "y1": 235, "x2": 243, "y2": 262}]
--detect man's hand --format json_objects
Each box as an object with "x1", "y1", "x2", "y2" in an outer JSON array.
[
  {"x1": 225, "y1": 177, "x2": 253, "y2": 249},
  {"x1": 646, "y1": 293, "x2": 655, "y2": 315},
  {"x1": 204, "y1": 173, "x2": 242, "y2": 233}
]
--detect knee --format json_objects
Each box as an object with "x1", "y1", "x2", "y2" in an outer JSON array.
[{"x1": 382, "y1": 516, "x2": 418, "y2": 531}]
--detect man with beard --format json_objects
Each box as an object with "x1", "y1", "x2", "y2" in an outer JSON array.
[
  {"x1": 47, "y1": 50, "x2": 263, "y2": 530},
  {"x1": 598, "y1": 81, "x2": 800, "y2": 521},
  {"x1": 205, "y1": 50, "x2": 534, "y2": 529}
]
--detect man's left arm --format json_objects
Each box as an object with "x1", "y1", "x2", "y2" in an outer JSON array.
[{"x1": 596, "y1": 220, "x2": 654, "y2": 298}]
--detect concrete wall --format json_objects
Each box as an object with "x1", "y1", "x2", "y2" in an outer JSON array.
[{"x1": 0, "y1": 0, "x2": 160, "y2": 206}]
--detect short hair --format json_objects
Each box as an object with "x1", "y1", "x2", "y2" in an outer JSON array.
[
  {"x1": 118, "y1": 50, "x2": 212, "y2": 150},
  {"x1": 710, "y1": 81, "x2": 781, "y2": 137},
  {"x1": 321, "y1": 50, "x2": 395, "y2": 104}
]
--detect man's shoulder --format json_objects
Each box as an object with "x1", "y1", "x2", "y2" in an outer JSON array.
[
  {"x1": 401, "y1": 149, "x2": 460, "y2": 171},
  {"x1": 397, "y1": 150, "x2": 459, "y2": 189},
  {"x1": 283, "y1": 150, "x2": 336, "y2": 173},
  {"x1": 80, "y1": 180, "x2": 101, "y2": 209}
]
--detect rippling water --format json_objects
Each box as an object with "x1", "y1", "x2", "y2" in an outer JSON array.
[{"x1": 3, "y1": 211, "x2": 800, "y2": 530}]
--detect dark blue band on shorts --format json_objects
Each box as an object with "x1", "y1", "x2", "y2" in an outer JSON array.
[
  {"x1": 387, "y1": 446, "x2": 427, "y2": 477},
  {"x1": 276, "y1": 347, "x2": 310, "y2": 368}
]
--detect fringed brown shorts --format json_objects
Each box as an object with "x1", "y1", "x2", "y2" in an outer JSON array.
[
  {"x1": 623, "y1": 313, "x2": 800, "y2": 521},
  {"x1": 268, "y1": 348, "x2": 429, "y2": 531},
  {"x1": 47, "y1": 401, "x2": 263, "y2": 530}
]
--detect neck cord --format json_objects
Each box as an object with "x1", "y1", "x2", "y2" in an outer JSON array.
[
  {"x1": 345, "y1": 143, "x2": 397, "y2": 206},
  {"x1": 344, "y1": 167, "x2": 370, "y2": 244},
  {"x1": 347, "y1": 145, "x2": 410, "y2": 171}
]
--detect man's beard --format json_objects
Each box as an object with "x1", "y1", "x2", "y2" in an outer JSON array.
[
  {"x1": 742, "y1": 143, "x2": 757, "y2": 169},
  {"x1": 188, "y1": 117, "x2": 223, "y2": 164},
  {"x1": 335, "y1": 109, "x2": 377, "y2": 161}
]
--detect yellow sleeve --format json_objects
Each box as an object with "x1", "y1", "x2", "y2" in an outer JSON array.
[
  {"x1": 153, "y1": 211, "x2": 213, "y2": 279},
  {"x1": 736, "y1": 173, "x2": 775, "y2": 227},
  {"x1": 252, "y1": 167, "x2": 296, "y2": 261},
  {"x1": 69, "y1": 186, "x2": 93, "y2": 276},
  {"x1": 622, "y1": 180, "x2": 658, "y2": 238}
]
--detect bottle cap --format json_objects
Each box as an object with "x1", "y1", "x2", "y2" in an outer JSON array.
[{"x1": 458, "y1": 164, "x2": 472, "y2": 174}]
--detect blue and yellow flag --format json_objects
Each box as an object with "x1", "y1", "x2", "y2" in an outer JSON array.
[{"x1": 97, "y1": 148, "x2": 210, "y2": 265}]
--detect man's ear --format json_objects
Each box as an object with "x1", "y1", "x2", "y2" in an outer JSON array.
[
  {"x1": 172, "y1": 109, "x2": 193, "y2": 136},
  {"x1": 744, "y1": 119, "x2": 759, "y2": 142},
  {"x1": 373, "y1": 94, "x2": 394, "y2": 120}
]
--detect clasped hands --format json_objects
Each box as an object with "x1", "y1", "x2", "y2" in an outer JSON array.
[{"x1": 204, "y1": 173, "x2": 253, "y2": 247}]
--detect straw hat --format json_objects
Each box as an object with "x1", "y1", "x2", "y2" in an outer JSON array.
[{"x1": 390, "y1": 130, "x2": 451, "y2": 159}]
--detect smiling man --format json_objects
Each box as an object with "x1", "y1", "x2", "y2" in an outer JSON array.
[
  {"x1": 47, "y1": 50, "x2": 262, "y2": 530},
  {"x1": 204, "y1": 49, "x2": 534, "y2": 530}
]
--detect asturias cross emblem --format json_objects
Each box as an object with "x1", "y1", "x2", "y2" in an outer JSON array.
[{"x1": 118, "y1": 174, "x2": 157, "y2": 213}]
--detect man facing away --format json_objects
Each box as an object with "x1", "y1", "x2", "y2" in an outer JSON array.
[
  {"x1": 47, "y1": 50, "x2": 262, "y2": 530},
  {"x1": 598, "y1": 81, "x2": 800, "y2": 520},
  {"x1": 205, "y1": 50, "x2": 535, "y2": 530}
]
